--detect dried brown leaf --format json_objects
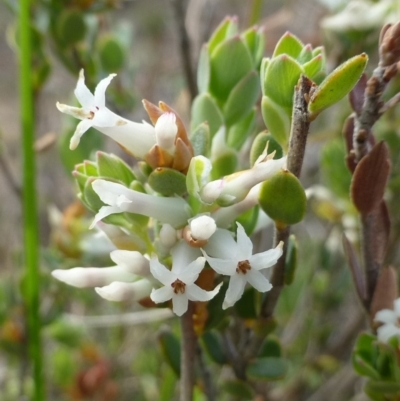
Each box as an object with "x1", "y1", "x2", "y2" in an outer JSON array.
[{"x1": 349, "y1": 73, "x2": 367, "y2": 116}]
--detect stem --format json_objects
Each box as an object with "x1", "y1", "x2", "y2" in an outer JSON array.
[
  {"x1": 171, "y1": 0, "x2": 198, "y2": 102},
  {"x1": 19, "y1": 1, "x2": 43, "y2": 399},
  {"x1": 261, "y1": 75, "x2": 312, "y2": 318},
  {"x1": 196, "y1": 344, "x2": 216, "y2": 401},
  {"x1": 180, "y1": 302, "x2": 196, "y2": 401}
]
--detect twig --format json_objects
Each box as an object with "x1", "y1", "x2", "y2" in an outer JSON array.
[
  {"x1": 180, "y1": 302, "x2": 197, "y2": 401},
  {"x1": 171, "y1": 0, "x2": 198, "y2": 102},
  {"x1": 196, "y1": 343, "x2": 216, "y2": 401},
  {"x1": 261, "y1": 75, "x2": 313, "y2": 319}
]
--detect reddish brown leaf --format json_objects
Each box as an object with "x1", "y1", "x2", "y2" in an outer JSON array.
[
  {"x1": 370, "y1": 266, "x2": 398, "y2": 323},
  {"x1": 349, "y1": 73, "x2": 367, "y2": 115},
  {"x1": 369, "y1": 201, "x2": 391, "y2": 266},
  {"x1": 342, "y1": 234, "x2": 366, "y2": 303},
  {"x1": 351, "y1": 141, "x2": 391, "y2": 214}
]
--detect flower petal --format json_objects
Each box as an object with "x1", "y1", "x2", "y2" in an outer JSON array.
[
  {"x1": 70, "y1": 119, "x2": 94, "y2": 150},
  {"x1": 203, "y1": 229, "x2": 236, "y2": 259},
  {"x1": 375, "y1": 309, "x2": 398, "y2": 325},
  {"x1": 95, "y1": 279, "x2": 152, "y2": 302},
  {"x1": 92, "y1": 107, "x2": 120, "y2": 128},
  {"x1": 394, "y1": 298, "x2": 400, "y2": 316},
  {"x1": 236, "y1": 222, "x2": 253, "y2": 259},
  {"x1": 201, "y1": 251, "x2": 237, "y2": 276},
  {"x1": 250, "y1": 243, "x2": 283, "y2": 271},
  {"x1": 223, "y1": 274, "x2": 247, "y2": 309},
  {"x1": 186, "y1": 282, "x2": 222, "y2": 302},
  {"x1": 377, "y1": 323, "x2": 400, "y2": 343},
  {"x1": 171, "y1": 241, "x2": 201, "y2": 275},
  {"x1": 110, "y1": 250, "x2": 150, "y2": 276},
  {"x1": 172, "y1": 293, "x2": 189, "y2": 316},
  {"x1": 150, "y1": 285, "x2": 174, "y2": 304},
  {"x1": 150, "y1": 257, "x2": 176, "y2": 285},
  {"x1": 90, "y1": 206, "x2": 122, "y2": 229},
  {"x1": 51, "y1": 266, "x2": 135, "y2": 288},
  {"x1": 74, "y1": 70, "x2": 94, "y2": 107},
  {"x1": 178, "y1": 257, "x2": 206, "y2": 285},
  {"x1": 246, "y1": 270, "x2": 272, "y2": 293},
  {"x1": 94, "y1": 73, "x2": 116, "y2": 108}
]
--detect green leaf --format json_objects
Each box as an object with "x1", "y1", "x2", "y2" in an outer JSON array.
[
  {"x1": 227, "y1": 109, "x2": 256, "y2": 150},
  {"x1": 208, "y1": 16, "x2": 238, "y2": 54},
  {"x1": 148, "y1": 167, "x2": 187, "y2": 196},
  {"x1": 83, "y1": 177, "x2": 104, "y2": 212},
  {"x1": 235, "y1": 288, "x2": 258, "y2": 319},
  {"x1": 259, "y1": 337, "x2": 282, "y2": 358},
  {"x1": 273, "y1": 32, "x2": 304, "y2": 59},
  {"x1": 197, "y1": 45, "x2": 210, "y2": 93},
  {"x1": 260, "y1": 58, "x2": 270, "y2": 95},
  {"x1": 83, "y1": 161, "x2": 98, "y2": 176},
  {"x1": 303, "y1": 55, "x2": 324, "y2": 79},
  {"x1": 246, "y1": 357, "x2": 288, "y2": 381},
  {"x1": 250, "y1": 132, "x2": 283, "y2": 166},
  {"x1": 365, "y1": 380, "x2": 400, "y2": 395},
  {"x1": 210, "y1": 37, "x2": 254, "y2": 102},
  {"x1": 191, "y1": 93, "x2": 223, "y2": 138},
  {"x1": 210, "y1": 150, "x2": 238, "y2": 180},
  {"x1": 297, "y1": 45, "x2": 313, "y2": 64},
  {"x1": 284, "y1": 235, "x2": 298, "y2": 285},
  {"x1": 98, "y1": 35, "x2": 126, "y2": 73},
  {"x1": 221, "y1": 380, "x2": 254, "y2": 399},
  {"x1": 160, "y1": 368, "x2": 177, "y2": 401},
  {"x1": 261, "y1": 96, "x2": 290, "y2": 146},
  {"x1": 308, "y1": 53, "x2": 368, "y2": 118},
  {"x1": 201, "y1": 331, "x2": 227, "y2": 365},
  {"x1": 236, "y1": 205, "x2": 259, "y2": 236},
  {"x1": 241, "y1": 26, "x2": 265, "y2": 67},
  {"x1": 96, "y1": 152, "x2": 135, "y2": 186},
  {"x1": 186, "y1": 156, "x2": 212, "y2": 201},
  {"x1": 56, "y1": 9, "x2": 86, "y2": 46},
  {"x1": 259, "y1": 170, "x2": 307, "y2": 226},
  {"x1": 223, "y1": 71, "x2": 260, "y2": 127},
  {"x1": 264, "y1": 55, "x2": 303, "y2": 108},
  {"x1": 159, "y1": 331, "x2": 181, "y2": 377},
  {"x1": 190, "y1": 122, "x2": 210, "y2": 156},
  {"x1": 45, "y1": 320, "x2": 85, "y2": 348}
]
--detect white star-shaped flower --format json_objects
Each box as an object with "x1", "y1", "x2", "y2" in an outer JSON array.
[
  {"x1": 150, "y1": 241, "x2": 222, "y2": 316},
  {"x1": 202, "y1": 223, "x2": 283, "y2": 309},
  {"x1": 375, "y1": 298, "x2": 400, "y2": 343},
  {"x1": 56, "y1": 70, "x2": 155, "y2": 158}
]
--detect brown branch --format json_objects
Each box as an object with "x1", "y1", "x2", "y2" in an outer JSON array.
[
  {"x1": 180, "y1": 302, "x2": 197, "y2": 401},
  {"x1": 171, "y1": 0, "x2": 198, "y2": 102},
  {"x1": 196, "y1": 344, "x2": 216, "y2": 401}
]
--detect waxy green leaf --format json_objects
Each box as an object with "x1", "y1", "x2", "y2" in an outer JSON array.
[
  {"x1": 273, "y1": 32, "x2": 304, "y2": 59},
  {"x1": 261, "y1": 96, "x2": 290, "y2": 146},
  {"x1": 148, "y1": 167, "x2": 187, "y2": 196},
  {"x1": 250, "y1": 132, "x2": 283, "y2": 166},
  {"x1": 96, "y1": 152, "x2": 135, "y2": 186},
  {"x1": 308, "y1": 53, "x2": 368, "y2": 118},
  {"x1": 197, "y1": 45, "x2": 210, "y2": 93},
  {"x1": 191, "y1": 93, "x2": 223, "y2": 138},
  {"x1": 227, "y1": 109, "x2": 256, "y2": 150},
  {"x1": 190, "y1": 122, "x2": 210, "y2": 156},
  {"x1": 98, "y1": 35, "x2": 125, "y2": 73},
  {"x1": 247, "y1": 357, "x2": 288, "y2": 381},
  {"x1": 241, "y1": 26, "x2": 265, "y2": 67},
  {"x1": 284, "y1": 235, "x2": 298, "y2": 285},
  {"x1": 208, "y1": 16, "x2": 238, "y2": 54}
]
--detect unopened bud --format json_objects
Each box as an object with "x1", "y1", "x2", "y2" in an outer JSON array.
[
  {"x1": 155, "y1": 112, "x2": 178, "y2": 152},
  {"x1": 190, "y1": 215, "x2": 216, "y2": 241},
  {"x1": 379, "y1": 22, "x2": 400, "y2": 67}
]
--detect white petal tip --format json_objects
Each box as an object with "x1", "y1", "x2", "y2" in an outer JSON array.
[
  {"x1": 69, "y1": 136, "x2": 79, "y2": 150},
  {"x1": 95, "y1": 286, "x2": 119, "y2": 301}
]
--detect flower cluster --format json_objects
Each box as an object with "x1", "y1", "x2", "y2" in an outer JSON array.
[{"x1": 52, "y1": 71, "x2": 285, "y2": 316}]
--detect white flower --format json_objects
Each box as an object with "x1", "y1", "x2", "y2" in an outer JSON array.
[
  {"x1": 200, "y1": 155, "x2": 286, "y2": 206},
  {"x1": 56, "y1": 70, "x2": 155, "y2": 158},
  {"x1": 375, "y1": 298, "x2": 400, "y2": 343},
  {"x1": 95, "y1": 279, "x2": 153, "y2": 302},
  {"x1": 155, "y1": 112, "x2": 178, "y2": 153},
  {"x1": 51, "y1": 250, "x2": 149, "y2": 288},
  {"x1": 91, "y1": 179, "x2": 191, "y2": 228},
  {"x1": 150, "y1": 241, "x2": 222, "y2": 316},
  {"x1": 202, "y1": 223, "x2": 283, "y2": 309}
]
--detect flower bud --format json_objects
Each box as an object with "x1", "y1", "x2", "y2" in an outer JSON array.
[
  {"x1": 155, "y1": 112, "x2": 178, "y2": 153},
  {"x1": 379, "y1": 22, "x2": 400, "y2": 67},
  {"x1": 189, "y1": 216, "x2": 216, "y2": 241}
]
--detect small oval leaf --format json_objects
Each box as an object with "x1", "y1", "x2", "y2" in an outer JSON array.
[{"x1": 148, "y1": 167, "x2": 187, "y2": 196}]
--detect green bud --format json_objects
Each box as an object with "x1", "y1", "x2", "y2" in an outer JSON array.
[
  {"x1": 273, "y1": 32, "x2": 304, "y2": 59},
  {"x1": 98, "y1": 35, "x2": 125, "y2": 73},
  {"x1": 96, "y1": 152, "x2": 135, "y2": 186},
  {"x1": 223, "y1": 71, "x2": 260, "y2": 127},
  {"x1": 56, "y1": 9, "x2": 86, "y2": 46},
  {"x1": 191, "y1": 93, "x2": 223, "y2": 138},
  {"x1": 148, "y1": 167, "x2": 187, "y2": 196},
  {"x1": 210, "y1": 36, "x2": 253, "y2": 102},
  {"x1": 259, "y1": 170, "x2": 306, "y2": 226},
  {"x1": 250, "y1": 132, "x2": 283, "y2": 166},
  {"x1": 308, "y1": 53, "x2": 368, "y2": 119},
  {"x1": 263, "y1": 55, "x2": 303, "y2": 109},
  {"x1": 190, "y1": 122, "x2": 210, "y2": 157},
  {"x1": 186, "y1": 156, "x2": 212, "y2": 201},
  {"x1": 261, "y1": 96, "x2": 290, "y2": 146},
  {"x1": 227, "y1": 109, "x2": 256, "y2": 150}
]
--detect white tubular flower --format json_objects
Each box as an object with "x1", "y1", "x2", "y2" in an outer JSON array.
[
  {"x1": 202, "y1": 223, "x2": 283, "y2": 309},
  {"x1": 95, "y1": 279, "x2": 153, "y2": 302},
  {"x1": 150, "y1": 241, "x2": 222, "y2": 316},
  {"x1": 200, "y1": 156, "x2": 286, "y2": 206},
  {"x1": 91, "y1": 179, "x2": 191, "y2": 228},
  {"x1": 56, "y1": 70, "x2": 155, "y2": 158},
  {"x1": 189, "y1": 215, "x2": 217, "y2": 241},
  {"x1": 155, "y1": 112, "x2": 178, "y2": 153},
  {"x1": 375, "y1": 298, "x2": 400, "y2": 343},
  {"x1": 51, "y1": 250, "x2": 149, "y2": 289},
  {"x1": 51, "y1": 266, "x2": 137, "y2": 288}
]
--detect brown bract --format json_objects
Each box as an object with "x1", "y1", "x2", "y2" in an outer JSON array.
[{"x1": 379, "y1": 21, "x2": 400, "y2": 67}]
